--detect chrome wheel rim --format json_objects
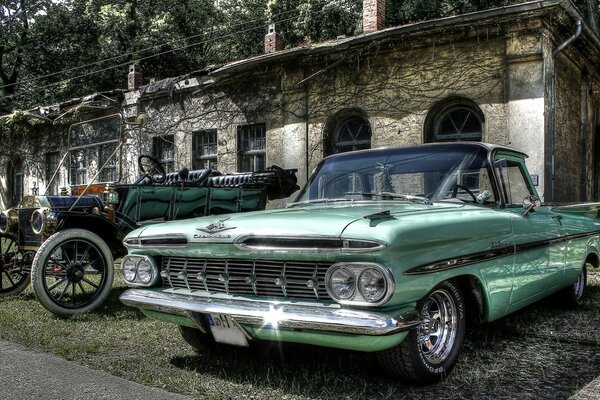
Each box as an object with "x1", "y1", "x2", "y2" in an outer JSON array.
[{"x1": 417, "y1": 288, "x2": 458, "y2": 365}]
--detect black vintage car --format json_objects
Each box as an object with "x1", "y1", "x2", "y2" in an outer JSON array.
[{"x1": 0, "y1": 116, "x2": 298, "y2": 316}]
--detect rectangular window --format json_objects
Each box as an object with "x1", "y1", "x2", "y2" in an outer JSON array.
[
  {"x1": 153, "y1": 135, "x2": 175, "y2": 174},
  {"x1": 192, "y1": 130, "x2": 218, "y2": 170},
  {"x1": 237, "y1": 123, "x2": 266, "y2": 172},
  {"x1": 68, "y1": 114, "x2": 122, "y2": 185},
  {"x1": 45, "y1": 152, "x2": 60, "y2": 195}
]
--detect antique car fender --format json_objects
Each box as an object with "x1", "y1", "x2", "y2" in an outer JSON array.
[{"x1": 55, "y1": 212, "x2": 130, "y2": 258}]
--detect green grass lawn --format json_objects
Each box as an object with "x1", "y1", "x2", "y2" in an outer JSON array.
[{"x1": 0, "y1": 272, "x2": 599, "y2": 399}]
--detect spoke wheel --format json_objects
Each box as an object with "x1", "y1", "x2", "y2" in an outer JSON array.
[
  {"x1": 0, "y1": 233, "x2": 31, "y2": 297},
  {"x1": 377, "y1": 279, "x2": 466, "y2": 384},
  {"x1": 31, "y1": 229, "x2": 114, "y2": 316}
]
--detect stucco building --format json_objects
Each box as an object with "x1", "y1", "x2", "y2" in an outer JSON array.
[{"x1": 1, "y1": 0, "x2": 600, "y2": 209}]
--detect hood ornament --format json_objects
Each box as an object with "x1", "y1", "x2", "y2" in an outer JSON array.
[{"x1": 197, "y1": 217, "x2": 236, "y2": 234}]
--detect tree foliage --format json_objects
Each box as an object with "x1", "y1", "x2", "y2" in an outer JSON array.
[{"x1": 1, "y1": 0, "x2": 599, "y2": 114}]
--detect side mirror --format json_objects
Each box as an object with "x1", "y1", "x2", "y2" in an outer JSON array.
[{"x1": 522, "y1": 195, "x2": 541, "y2": 216}]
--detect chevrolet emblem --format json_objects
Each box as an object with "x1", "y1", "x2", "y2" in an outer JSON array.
[{"x1": 197, "y1": 217, "x2": 236, "y2": 234}]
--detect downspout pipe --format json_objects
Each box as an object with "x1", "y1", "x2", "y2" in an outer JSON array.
[{"x1": 548, "y1": 19, "x2": 582, "y2": 202}]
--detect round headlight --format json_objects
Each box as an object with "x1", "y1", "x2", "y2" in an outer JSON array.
[
  {"x1": 358, "y1": 268, "x2": 386, "y2": 303},
  {"x1": 137, "y1": 259, "x2": 153, "y2": 284},
  {"x1": 122, "y1": 257, "x2": 137, "y2": 282},
  {"x1": 1, "y1": 210, "x2": 18, "y2": 234},
  {"x1": 0, "y1": 212, "x2": 7, "y2": 234},
  {"x1": 31, "y1": 209, "x2": 46, "y2": 235},
  {"x1": 329, "y1": 267, "x2": 356, "y2": 300}
]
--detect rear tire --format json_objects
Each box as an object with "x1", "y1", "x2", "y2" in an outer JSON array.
[
  {"x1": 0, "y1": 233, "x2": 31, "y2": 297},
  {"x1": 178, "y1": 325, "x2": 215, "y2": 352},
  {"x1": 377, "y1": 279, "x2": 466, "y2": 384},
  {"x1": 559, "y1": 263, "x2": 588, "y2": 308}
]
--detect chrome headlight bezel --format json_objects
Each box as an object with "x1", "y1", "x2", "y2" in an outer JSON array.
[
  {"x1": 325, "y1": 262, "x2": 394, "y2": 306},
  {"x1": 120, "y1": 255, "x2": 159, "y2": 287},
  {"x1": 136, "y1": 258, "x2": 153, "y2": 284},
  {"x1": 0, "y1": 211, "x2": 8, "y2": 234},
  {"x1": 0, "y1": 209, "x2": 18, "y2": 234},
  {"x1": 122, "y1": 257, "x2": 137, "y2": 282},
  {"x1": 31, "y1": 207, "x2": 51, "y2": 235}
]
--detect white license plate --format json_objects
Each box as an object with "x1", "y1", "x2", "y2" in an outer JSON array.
[{"x1": 206, "y1": 314, "x2": 249, "y2": 347}]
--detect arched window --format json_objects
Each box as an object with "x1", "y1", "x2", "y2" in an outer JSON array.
[
  {"x1": 325, "y1": 113, "x2": 372, "y2": 156},
  {"x1": 425, "y1": 98, "x2": 484, "y2": 143}
]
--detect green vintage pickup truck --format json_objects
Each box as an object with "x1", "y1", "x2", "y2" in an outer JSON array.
[{"x1": 119, "y1": 142, "x2": 598, "y2": 383}]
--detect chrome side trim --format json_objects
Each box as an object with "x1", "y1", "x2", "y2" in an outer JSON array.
[
  {"x1": 234, "y1": 235, "x2": 387, "y2": 253},
  {"x1": 405, "y1": 230, "x2": 600, "y2": 275},
  {"x1": 120, "y1": 289, "x2": 420, "y2": 336},
  {"x1": 124, "y1": 234, "x2": 189, "y2": 248},
  {"x1": 405, "y1": 245, "x2": 514, "y2": 275}
]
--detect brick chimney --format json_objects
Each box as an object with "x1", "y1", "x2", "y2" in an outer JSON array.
[
  {"x1": 264, "y1": 24, "x2": 284, "y2": 53},
  {"x1": 128, "y1": 64, "x2": 143, "y2": 90},
  {"x1": 363, "y1": 0, "x2": 385, "y2": 33}
]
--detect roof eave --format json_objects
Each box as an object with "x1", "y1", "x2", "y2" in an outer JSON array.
[{"x1": 210, "y1": 0, "x2": 597, "y2": 78}]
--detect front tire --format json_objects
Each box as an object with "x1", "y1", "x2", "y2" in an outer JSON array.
[
  {"x1": 31, "y1": 229, "x2": 114, "y2": 316},
  {"x1": 178, "y1": 325, "x2": 215, "y2": 352},
  {"x1": 377, "y1": 279, "x2": 466, "y2": 384}
]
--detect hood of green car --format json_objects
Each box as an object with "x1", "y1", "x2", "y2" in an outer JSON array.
[{"x1": 127, "y1": 201, "x2": 480, "y2": 245}]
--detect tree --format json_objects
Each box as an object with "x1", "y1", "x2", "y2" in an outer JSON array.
[
  {"x1": 2, "y1": 0, "x2": 600, "y2": 113},
  {"x1": 0, "y1": 0, "x2": 51, "y2": 111}
]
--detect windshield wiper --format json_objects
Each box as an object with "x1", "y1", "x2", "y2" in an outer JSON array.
[
  {"x1": 347, "y1": 191, "x2": 432, "y2": 205},
  {"x1": 287, "y1": 198, "x2": 354, "y2": 207},
  {"x1": 378, "y1": 192, "x2": 433, "y2": 205},
  {"x1": 344, "y1": 191, "x2": 432, "y2": 205}
]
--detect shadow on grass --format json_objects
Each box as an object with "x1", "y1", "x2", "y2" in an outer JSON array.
[
  {"x1": 93, "y1": 286, "x2": 147, "y2": 320},
  {"x1": 169, "y1": 341, "x2": 397, "y2": 398},
  {"x1": 163, "y1": 283, "x2": 600, "y2": 400}
]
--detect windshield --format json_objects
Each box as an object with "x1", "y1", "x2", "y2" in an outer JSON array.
[
  {"x1": 293, "y1": 145, "x2": 496, "y2": 205},
  {"x1": 68, "y1": 114, "x2": 122, "y2": 185}
]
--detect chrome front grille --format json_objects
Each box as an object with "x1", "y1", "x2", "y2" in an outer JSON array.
[{"x1": 161, "y1": 257, "x2": 332, "y2": 301}]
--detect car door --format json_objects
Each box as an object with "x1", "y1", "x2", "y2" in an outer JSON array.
[{"x1": 494, "y1": 154, "x2": 566, "y2": 310}]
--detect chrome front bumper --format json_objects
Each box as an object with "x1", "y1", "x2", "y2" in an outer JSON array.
[{"x1": 120, "y1": 289, "x2": 421, "y2": 336}]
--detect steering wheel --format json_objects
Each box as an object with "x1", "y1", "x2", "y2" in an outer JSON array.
[
  {"x1": 138, "y1": 155, "x2": 166, "y2": 184},
  {"x1": 451, "y1": 184, "x2": 477, "y2": 202}
]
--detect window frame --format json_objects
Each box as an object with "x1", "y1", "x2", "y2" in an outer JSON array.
[
  {"x1": 67, "y1": 114, "x2": 122, "y2": 186},
  {"x1": 152, "y1": 134, "x2": 175, "y2": 174},
  {"x1": 494, "y1": 155, "x2": 535, "y2": 207},
  {"x1": 237, "y1": 123, "x2": 266, "y2": 172},
  {"x1": 192, "y1": 129, "x2": 218, "y2": 170},
  {"x1": 425, "y1": 98, "x2": 484, "y2": 143},
  {"x1": 45, "y1": 152, "x2": 60, "y2": 195},
  {"x1": 12, "y1": 160, "x2": 24, "y2": 206},
  {"x1": 324, "y1": 111, "x2": 373, "y2": 156}
]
